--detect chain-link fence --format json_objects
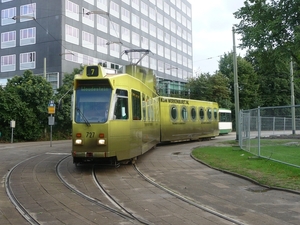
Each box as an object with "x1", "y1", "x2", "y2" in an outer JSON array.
[{"x1": 239, "y1": 105, "x2": 300, "y2": 168}]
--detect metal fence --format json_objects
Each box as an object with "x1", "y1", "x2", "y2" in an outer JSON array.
[{"x1": 239, "y1": 105, "x2": 300, "y2": 168}]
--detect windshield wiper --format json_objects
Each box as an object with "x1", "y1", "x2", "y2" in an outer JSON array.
[{"x1": 75, "y1": 107, "x2": 91, "y2": 127}]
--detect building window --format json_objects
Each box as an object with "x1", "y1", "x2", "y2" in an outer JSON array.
[
  {"x1": 187, "y1": 20, "x2": 192, "y2": 30},
  {"x1": 165, "y1": 47, "x2": 170, "y2": 60},
  {"x1": 157, "y1": 28, "x2": 163, "y2": 41},
  {"x1": 132, "y1": 0, "x2": 139, "y2": 11},
  {"x1": 110, "y1": 21, "x2": 120, "y2": 38},
  {"x1": 109, "y1": 43, "x2": 120, "y2": 58},
  {"x1": 20, "y1": 52, "x2": 35, "y2": 70},
  {"x1": 182, "y1": 16, "x2": 187, "y2": 27},
  {"x1": 141, "y1": 36, "x2": 148, "y2": 49},
  {"x1": 141, "y1": 18, "x2": 148, "y2": 33},
  {"x1": 97, "y1": 15, "x2": 108, "y2": 33},
  {"x1": 157, "y1": 12, "x2": 163, "y2": 26},
  {"x1": 20, "y1": 3, "x2": 36, "y2": 21},
  {"x1": 1, "y1": 30, "x2": 16, "y2": 49},
  {"x1": 171, "y1": 35, "x2": 176, "y2": 47},
  {"x1": 131, "y1": 32, "x2": 140, "y2": 47},
  {"x1": 149, "y1": 23, "x2": 156, "y2": 37},
  {"x1": 121, "y1": 7, "x2": 130, "y2": 24},
  {"x1": 171, "y1": 21, "x2": 176, "y2": 33},
  {"x1": 164, "y1": 17, "x2": 170, "y2": 30},
  {"x1": 150, "y1": 40, "x2": 156, "y2": 54},
  {"x1": 157, "y1": 44, "x2": 164, "y2": 57},
  {"x1": 177, "y1": 39, "x2": 182, "y2": 51},
  {"x1": 170, "y1": 7, "x2": 175, "y2": 19},
  {"x1": 65, "y1": 25, "x2": 79, "y2": 45},
  {"x1": 20, "y1": 27, "x2": 36, "y2": 46},
  {"x1": 131, "y1": 13, "x2": 140, "y2": 29},
  {"x1": 165, "y1": 33, "x2": 170, "y2": 45},
  {"x1": 141, "y1": 1, "x2": 148, "y2": 16},
  {"x1": 82, "y1": 31, "x2": 94, "y2": 50},
  {"x1": 150, "y1": 58, "x2": 156, "y2": 70},
  {"x1": 182, "y1": 2, "x2": 187, "y2": 14},
  {"x1": 1, "y1": 7, "x2": 16, "y2": 26},
  {"x1": 110, "y1": 1, "x2": 119, "y2": 18},
  {"x1": 171, "y1": 50, "x2": 176, "y2": 62},
  {"x1": 97, "y1": 36, "x2": 108, "y2": 53},
  {"x1": 1, "y1": 54, "x2": 16, "y2": 72},
  {"x1": 64, "y1": 50, "x2": 79, "y2": 63},
  {"x1": 149, "y1": 7, "x2": 156, "y2": 21},
  {"x1": 82, "y1": 7, "x2": 95, "y2": 27},
  {"x1": 157, "y1": 0, "x2": 163, "y2": 10},
  {"x1": 97, "y1": 0, "x2": 108, "y2": 11},
  {"x1": 177, "y1": 26, "x2": 182, "y2": 37},
  {"x1": 188, "y1": 33, "x2": 192, "y2": 43},
  {"x1": 121, "y1": 27, "x2": 130, "y2": 42},
  {"x1": 66, "y1": 0, "x2": 79, "y2": 21},
  {"x1": 164, "y1": 2, "x2": 169, "y2": 14},
  {"x1": 176, "y1": 11, "x2": 181, "y2": 23}
]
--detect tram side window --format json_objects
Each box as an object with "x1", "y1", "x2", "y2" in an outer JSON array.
[
  {"x1": 207, "y1": 108, "x2": 212, "y2": 120},
  {"x1": 214, "y1": 108, "x2": 218, "y2": 121},
  {"x1": 142, "y1": 94, "x2": 146, "y2": 121},
  {"x1": 132, "y1": 90, "x2": 141, "y2": 120},
  {"x1": 199, "y1": 108, "x2": 205, "y2": 120},
  {"x1": 191, "y1": 107, "x2": 196, "y2": 120},
  {"x1": 170, "y1": 106, "x2": 177, "y2": 121},
  {"x1": 181, "y1": 107, "x2": 187, "y2": 121},
  {"x1": 114, "y1": 89, "x2": 128, "y2": 119}
]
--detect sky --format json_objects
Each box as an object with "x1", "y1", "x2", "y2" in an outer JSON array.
[{"x1": 188, "y1": 0, "x2": 246, "y2": 75}]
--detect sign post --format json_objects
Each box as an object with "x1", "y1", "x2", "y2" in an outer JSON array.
[
  {"x1": 48, "y1": 100, "x2": 55, "y2": 147},
  {"x1": 10, "y1": 120, "x2": 15, "y2": 143}
]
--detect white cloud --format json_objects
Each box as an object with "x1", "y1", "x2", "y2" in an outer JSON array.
[{"x1": 188, "y1": 0, "x2": 245, "y2": 74}]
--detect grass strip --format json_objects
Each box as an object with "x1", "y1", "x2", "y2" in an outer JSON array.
[{"x1": 192, "y1": 143, "x2": 300, "y2": 192}]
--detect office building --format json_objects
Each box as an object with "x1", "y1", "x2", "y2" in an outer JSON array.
[{"x1": 0, "y1": 0, "x2": 193, "y2": 95}]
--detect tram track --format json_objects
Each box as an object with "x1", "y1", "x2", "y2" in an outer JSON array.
[
  {"x1": 6, "y1": 153, "x2": 244, "y2": 225},
  {"x1": 133, "y1": 163, "x2": 247, "y2": 225},
  {"x1": 5, "y1": 155, "x2": 41, "y2": 225},
  {"x1": 56, "y1": 155, "x2": 149, "y2": 224}
]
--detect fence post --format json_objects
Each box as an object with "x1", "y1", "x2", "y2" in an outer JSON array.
[{"x1": 258, "y1": 107, "x2": 261, "y2": 157}]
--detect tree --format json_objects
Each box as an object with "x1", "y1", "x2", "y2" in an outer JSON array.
[
  {"x1": 245, "y1": 49, "x2": 300, "y2": 106},
  {"x1": 234, "y1": 0, "x2": 300, "y2": 65},
  {"x1": 53, "y1": 67, "x2": 83, "y2": 137},
  {"x1": 0, "y1": 71, "x2": 53, "y2": 141},
  {"x1": 186, "y1": 72, "x2": 231, "y2": 108},
  {"x1": 219, "y1": 52, "x2": 261, "y2": 110}
]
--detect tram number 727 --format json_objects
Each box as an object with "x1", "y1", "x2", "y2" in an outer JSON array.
[{"x1": 86, "y1": 132, "x2": 95, "y2": 138}]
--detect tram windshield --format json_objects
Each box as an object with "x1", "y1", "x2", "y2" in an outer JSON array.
[{"x1": 74, "y1": 80, "x2": 112, "y2": 123}]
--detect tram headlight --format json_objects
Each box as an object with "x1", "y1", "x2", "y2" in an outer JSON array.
[
  {"x1": 75, "y1": 139, "x2": 82, "y2": 145},
  {"x1": 98, "y1": 139, "x2": 105, "y2": 145}
]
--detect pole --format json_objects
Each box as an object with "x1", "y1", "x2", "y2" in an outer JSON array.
[
  {"x1": 44, "y1": 57, "x2": 46, "y2": 79},
  {"x1": 50, "y1": 114, "x2": 53, "y2": 147},
  {"x1": 11, "y1": 128, "x2": 14, "y2": 143},
  {"x1": 290, "y1": 57, "x2": 296, "y2": 134},
  {"x1": 232, "y1": 27, "x2": 240, "y2": 141}
]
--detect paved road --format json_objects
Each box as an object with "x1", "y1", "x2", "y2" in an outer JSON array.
[{"x1": 0, "y1": 134, "x2": 300, "y2": 224}]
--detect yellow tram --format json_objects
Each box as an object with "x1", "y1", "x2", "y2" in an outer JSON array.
[{"x1": 71, "y1": 64, "x2": 219, "y2": 164}]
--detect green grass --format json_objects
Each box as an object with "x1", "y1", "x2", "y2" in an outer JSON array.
[{"x1": 192, "y1": 142, "x2": 300, "y2": 191}]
